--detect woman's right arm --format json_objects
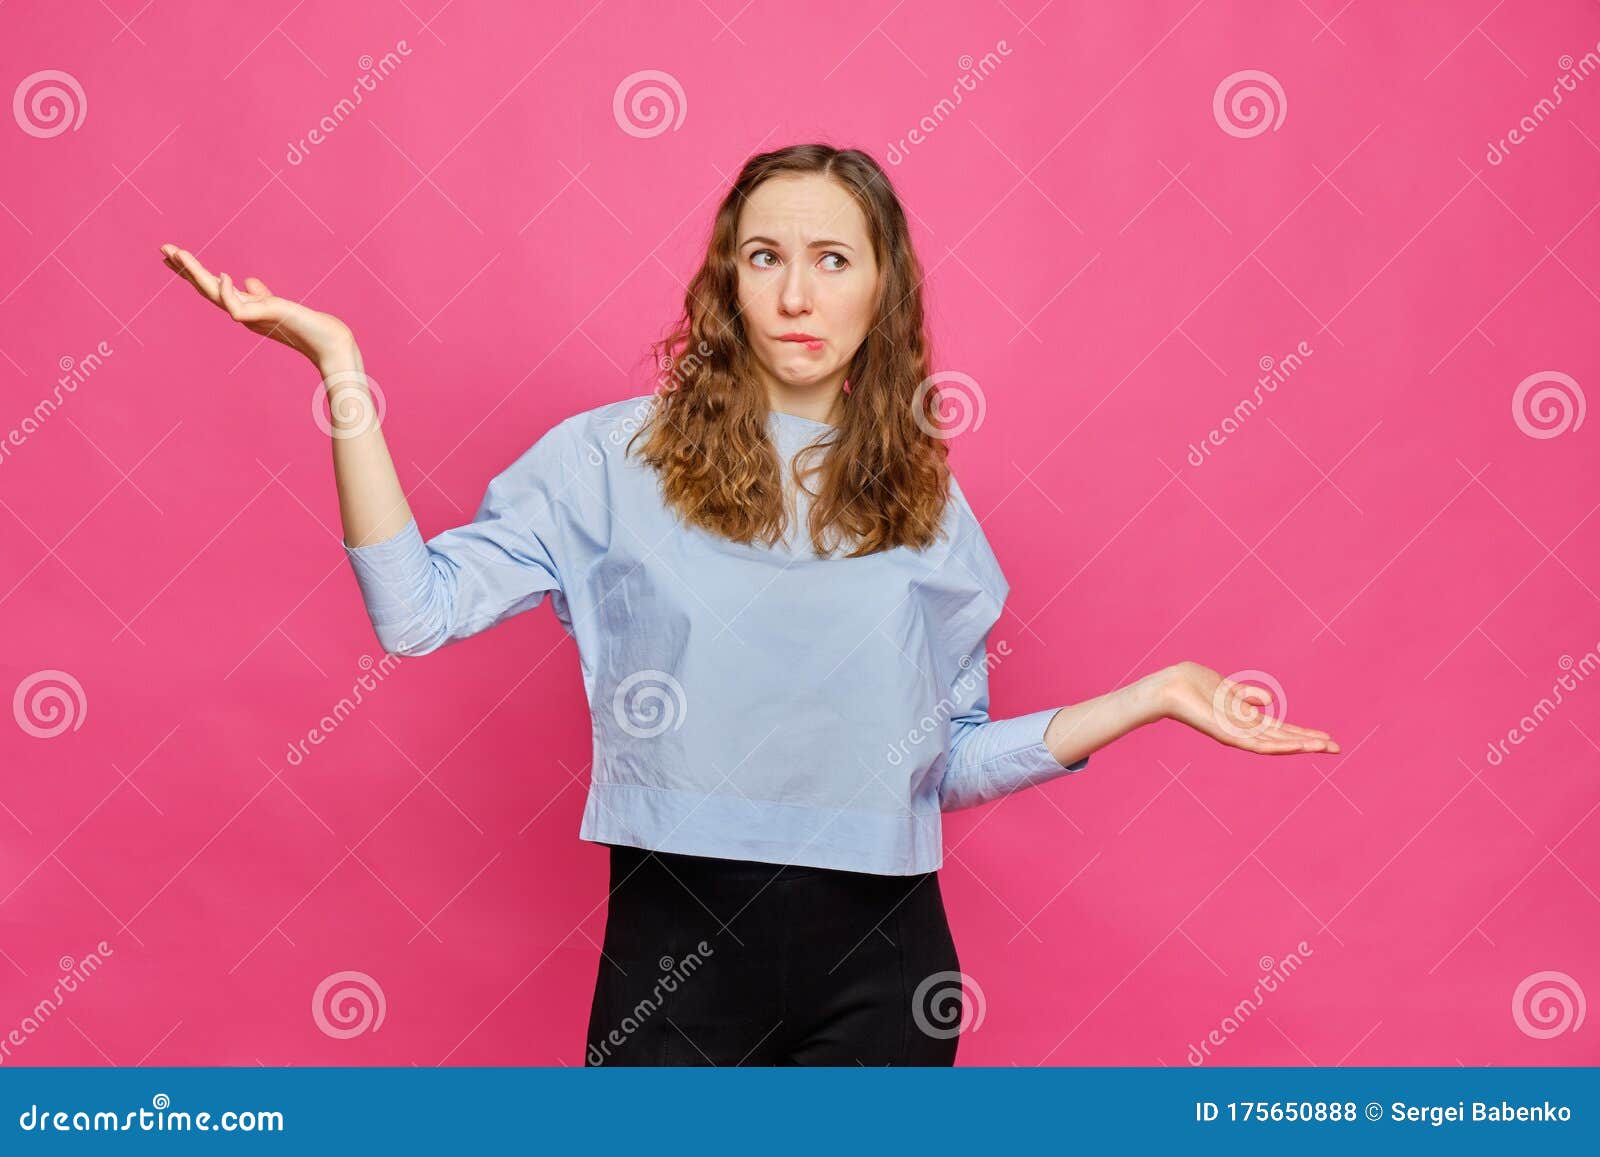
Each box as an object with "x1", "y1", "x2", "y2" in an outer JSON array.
[
  {"x1": 317, "y1": 339, "x2": 414, "y2": 550},
  {"x1": 158, "y1": 243, "x2": 410, "y2": 548},
  {"x1": 160, "y1": 243, "x2": 568, "y2": 656}
]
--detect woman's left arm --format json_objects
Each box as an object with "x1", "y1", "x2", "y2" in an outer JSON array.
[{"x1": 1042, "y1": 660, "x2": 1341, "y2": 768}]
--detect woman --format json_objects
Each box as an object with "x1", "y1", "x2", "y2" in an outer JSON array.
[{"x1": 158, "y1": 143, "x2": 1338, "y2": 1067}]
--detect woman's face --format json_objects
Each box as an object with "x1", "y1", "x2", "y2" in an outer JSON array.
[{"x1": 734, "y1": 173, "x2": 880, "y2": 395}]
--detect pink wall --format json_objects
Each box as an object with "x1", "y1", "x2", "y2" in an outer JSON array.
[{"x1": 2, "y1": 0, "x2": 1597, "y2": 1066}]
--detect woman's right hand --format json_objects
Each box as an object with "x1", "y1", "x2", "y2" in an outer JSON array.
[{"x1": 159, "y1": 243, "x2": 355, "y2": 370}]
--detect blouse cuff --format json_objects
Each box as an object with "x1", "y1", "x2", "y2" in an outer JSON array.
[
  {"x1": 1009, "y1": 706, "x2": 1092, "y2": 778},
  {"x1": 342, "y1": 515, "x2": 430, "y2": 625}
]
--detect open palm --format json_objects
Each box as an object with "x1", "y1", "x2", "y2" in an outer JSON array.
[
  {"x1": 1162, "y1": 661, "x2": 1339, "y2": 755},
  {"x1": 158, "y1": 243, "x2": 352, "y2": 368}
]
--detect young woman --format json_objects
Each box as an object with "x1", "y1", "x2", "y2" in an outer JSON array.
[{"x1": 159, "y1": 143, "x2": 1338, "y2": 1067}]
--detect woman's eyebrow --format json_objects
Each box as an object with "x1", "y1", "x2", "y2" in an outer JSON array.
[{"x1": 739, "y1": 235, "x2": 856, "y2": 251}]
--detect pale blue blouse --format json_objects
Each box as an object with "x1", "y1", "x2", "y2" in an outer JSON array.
[{"x1": 341, "y1": 393, "x2": 1088, "y2": 875}]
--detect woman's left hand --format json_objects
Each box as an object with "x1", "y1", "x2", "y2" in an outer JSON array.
[{"x1": 1158, "y1": 661, "x2": 1340, "y2": 754}]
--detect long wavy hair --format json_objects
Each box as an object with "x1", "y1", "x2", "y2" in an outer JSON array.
[{"x1": 627, "y1": 143, "x2": 952, "y2": 559}]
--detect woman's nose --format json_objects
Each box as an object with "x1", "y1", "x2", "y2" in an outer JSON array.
[{"x1": 779, "y1": 264, "x2": 812, "y2": 313}]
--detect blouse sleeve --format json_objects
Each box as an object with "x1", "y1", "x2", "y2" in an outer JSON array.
[
  {"x1": 934, "y1": 475, "x2": 1089, "y2": 812},
  {"x1": 341, "y1": 422, "x2": 574, "y2": 657}
]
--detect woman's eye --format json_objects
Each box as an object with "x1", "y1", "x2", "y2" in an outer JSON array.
[
  {"x1": 820, "y1": 252, "x2": 848, "y2": 271},
  {"x1": 750, "y1": 250, "x2": 778, "y2": 268}
]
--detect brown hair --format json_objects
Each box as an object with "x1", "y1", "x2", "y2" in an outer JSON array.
[{"x1": 627, "y1": 143, "x2": 952, "y2": 559}]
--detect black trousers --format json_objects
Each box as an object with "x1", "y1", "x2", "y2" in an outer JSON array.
[{"x1": 584, "y1": 843, "x2": 965, "y2": 1065}]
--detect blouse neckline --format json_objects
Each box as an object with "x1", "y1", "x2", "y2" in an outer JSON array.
[{"x1": 768, "y1": 408, "x2": 838, "y2": 431}]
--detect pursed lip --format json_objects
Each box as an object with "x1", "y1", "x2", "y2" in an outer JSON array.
[{"x1": 777, "y1": 332, "x2": 821, "y2": 342}]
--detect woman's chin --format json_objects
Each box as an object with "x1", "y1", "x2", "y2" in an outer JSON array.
[{"x1": 769, "y1": 362, "x2": 832, "y2": 387}]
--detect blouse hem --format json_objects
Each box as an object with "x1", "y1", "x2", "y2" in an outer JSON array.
[{"x1": 577, "y1": 780, "x2": 944, "y2": 876}]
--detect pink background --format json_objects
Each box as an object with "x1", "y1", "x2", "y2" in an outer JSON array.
[{"x1": 2, "y1": 0, "x2": 1598, "y2": 1067}]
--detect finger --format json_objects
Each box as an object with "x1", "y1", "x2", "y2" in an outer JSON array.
[
  {"x1": 1253, "y1": 720, "x2": 1329, "y2": 745},
  {"x1": 1255, "y1": 730, "x2": 1337, "y2": 753},
  {"x1": 1273, "y1": 720, "x2": 1333, "y2": 740},
  {"x1": 1230, "y1": 683, "x2": 1273, "y2": 708},
  {"x1": 1218, "y1": 683, "x2": 1270, "y2": 724},
  {"x1": 1245, "y1": 737, "x2": 1315, "y2": 755},
  {"x1": 219, "y1": 272, "x2": 269, "y2": 322},
  {"x1": 1273, "y1": 721, "x2": 1340, "y2": 751},
  {"x1": 1275, "y1": 735, "x2": 1336, "y2": 752},
  {"x1": 243, "y1": 276, "x2": 272, "y2": 297},
  {"x1": 160, "y1": 245, "x2": 188, "y2": 278},
  {"x1": 172, "y1": 247, "x2": 222, "y2": 304},
  {"x1": 219, "y1": 272, "x2": 251, "y2": 320}
]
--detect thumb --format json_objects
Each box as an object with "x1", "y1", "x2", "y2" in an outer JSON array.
[{"x1": 243, "y1": 276, "x2": 272, "y2": 296}]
